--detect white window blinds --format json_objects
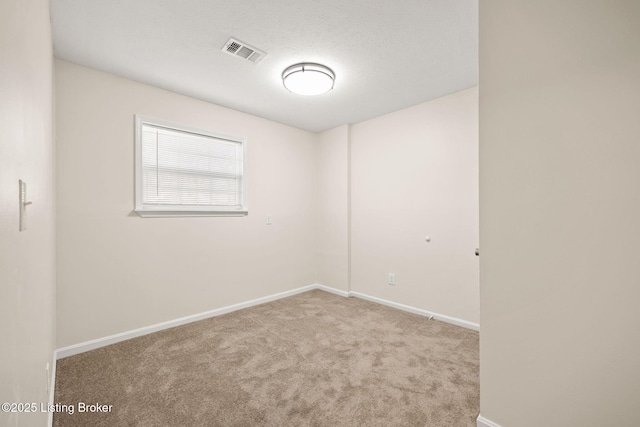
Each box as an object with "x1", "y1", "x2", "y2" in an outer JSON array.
[{"x1": 135, "y1": 116, "x2": 247, "y2": 216}]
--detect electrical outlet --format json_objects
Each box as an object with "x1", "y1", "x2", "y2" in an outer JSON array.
[
  {"x1": 266, "y1": 215, "x2": 272, "y2": 225},
  {"x1": 388, "y1": 273, "x2": 396, "y2": 286}
]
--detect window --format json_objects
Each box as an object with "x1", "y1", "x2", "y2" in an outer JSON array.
[{"x1": 135, "y1": 115, "x2": 247, "y2": 217}]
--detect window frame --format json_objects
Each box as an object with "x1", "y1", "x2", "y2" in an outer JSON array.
[{"x1": 134, "y1": 115, "x2": 248, "y2": 217}]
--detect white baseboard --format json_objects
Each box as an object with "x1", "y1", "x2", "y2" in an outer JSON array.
[
  {"x1": 349, "y1": 291, "x2": 480, "y2": 331},
  {"x1": 315, "y1": 284, "x2": 350, "y2": 297},
  {"x1": 56, "y1": 284, "x2": 318, "y2": 359},
  {"x1": 477, "y1": 414, "x2": 503, "y2": 427},
  {"x1": 56, "y1": 283, "x2": 478, "y2": 359}
]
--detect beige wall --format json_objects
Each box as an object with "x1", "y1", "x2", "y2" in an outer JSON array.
[
  {"x1": 55, "y1": 60, "x2": 318, "y2": 347},
  {"x1": 317, "y1": 125, "x2": 350, "y2": 292},
  {"x1": 56, "y1": 62, "x2": 479, "y2": 348},
  {"x1": 0, "y1": 0, "x2": 56, "y2": 425},
  {"x1": 480, "y1": 1, "x2": 640, "y2": 426},
  {"x1": 350, "y1": 88, "x2": 479, "y2": 323}
]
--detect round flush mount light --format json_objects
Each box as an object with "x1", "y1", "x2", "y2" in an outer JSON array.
[{"x1": 282, "y1": 63, "x2": 335, "y2": 96}]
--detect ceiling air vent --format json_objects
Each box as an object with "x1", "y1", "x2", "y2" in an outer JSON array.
[{"x1": 222, "y1": 38, "x2": 266, "y2": 64}]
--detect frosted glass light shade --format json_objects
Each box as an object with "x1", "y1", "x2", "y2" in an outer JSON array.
[{"x1": 282, "y1": 63, "x2": 335, "y2": 96}]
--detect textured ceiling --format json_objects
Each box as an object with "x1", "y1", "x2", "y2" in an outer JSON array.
[{"x1": 51, "y1": 0, "x2": 477, "y2": 133}]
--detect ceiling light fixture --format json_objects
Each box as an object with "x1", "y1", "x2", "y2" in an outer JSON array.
[{"x1": 282, "y1": 63, "x2": 335, "y2": 96}]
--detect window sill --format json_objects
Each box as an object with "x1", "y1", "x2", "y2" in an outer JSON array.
[{"x1": 135, "y1": 209, "x2": 248, "y2": 218}]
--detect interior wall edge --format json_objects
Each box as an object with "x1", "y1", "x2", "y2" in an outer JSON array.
[{"x1": 47, "y1": 355, "x2": 57, "y2": 427}]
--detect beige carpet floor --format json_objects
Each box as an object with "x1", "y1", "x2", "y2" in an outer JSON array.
[{"x1": 54, "y1": 289, "x2": 479, "y2": 426}]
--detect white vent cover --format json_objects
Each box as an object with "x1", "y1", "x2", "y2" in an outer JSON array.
[{"x1": 222, "y1": 38, "x2": 266, "y2": 64}]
